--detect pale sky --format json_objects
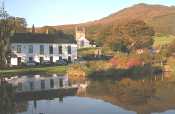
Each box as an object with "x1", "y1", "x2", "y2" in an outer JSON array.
[{"x1": 4, "y1": 0, "x2": 175, "y2": 27}]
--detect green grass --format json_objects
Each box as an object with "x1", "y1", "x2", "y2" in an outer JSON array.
[
  {"x1": 78, "y1": 47, "x2": 98, "y2": 57},
  {"x1": 153, "y1": 35, "x2": 175, "y2": 47},
  {"x1": 0, "y1": 65, "x2": 67, "y2": 76}
]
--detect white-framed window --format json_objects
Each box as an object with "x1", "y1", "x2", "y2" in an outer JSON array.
[
  {"x1": 17, "y1": 45, "x2": 21, "y2": 53},
  {"x1": 28, "y1": 45, "x2": 33, "y2": 53},
  {"x1": 40, "y1": 45, "x2": 44, "y2": 54},
  {"x1": 41, "y1": 80, "x2": 45, "y2": 89},
  {"x1": 68, "y1": 45, "x2": 71, "y2": 54}
]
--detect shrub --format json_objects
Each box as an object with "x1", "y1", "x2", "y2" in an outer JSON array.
[{"x1": 127, "y1": 58, "x2": 142, "y2": 68}]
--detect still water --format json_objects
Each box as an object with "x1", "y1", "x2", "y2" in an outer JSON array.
[{"x1": 1, "y1": 74, "x2": 175, "y2": 114}]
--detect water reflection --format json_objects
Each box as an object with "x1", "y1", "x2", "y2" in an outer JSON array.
[
  {"x1": 0, "y1": 79, "x2": 16, "y2": 114},
  {"x1": 1, "y1": 74, "x2": 175, "y2": 114},
  {"x1": 84, "y1": 78, "x2": 175, "y2": 114},
  {"x1": 6, "y1": 74, "x2": 70, "y2": 93}
]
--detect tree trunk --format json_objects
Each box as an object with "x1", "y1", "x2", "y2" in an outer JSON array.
[{"x1": 0, "y1": 33, "x2": 10, "y2": 68}]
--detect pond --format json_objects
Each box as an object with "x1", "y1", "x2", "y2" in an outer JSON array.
[{"x1": 0, "y1": 74, "x2": 175, "y2": 114}]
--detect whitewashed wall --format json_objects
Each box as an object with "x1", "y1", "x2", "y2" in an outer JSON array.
[
  {"x1": 77, "y1": 37, "x2": 91, "y2": 48},
  {"x1": 11, "y1": 43, "x2": 77, "y2": 65}
]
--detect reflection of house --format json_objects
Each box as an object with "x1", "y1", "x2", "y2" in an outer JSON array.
[
  {"x1": 75, "y1": 27, "x2": 92, "y2": 48},
  {"x1": 10, "y1": 33, "x2": 77, "y2": 65},
  {"x1": 7, "y1": 75, "x2": 70, "y2": 93}
]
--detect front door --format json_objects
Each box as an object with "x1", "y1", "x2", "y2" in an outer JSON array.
[
  {"x1": 50, "y1": 56, "x2": 53, "y2": 63},
  {"x1": 68, "y1": 56, "x2": 71, "y2": 63},
  {"x1": 17, "y1": 57, "x2": 21, "y2": 65},
  {"x1": 29, "y1": 57, "x2": 33, "y2": 62},
  {"x1": 40, "y1": 57, "x2": 44, "y2": 64}
]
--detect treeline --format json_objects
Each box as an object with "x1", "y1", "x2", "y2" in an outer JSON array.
[{"x1": 86, "y1": 20, "x2": 155, "y2": 52}]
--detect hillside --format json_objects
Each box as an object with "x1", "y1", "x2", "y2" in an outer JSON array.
[
  {"x1": 91, "y1": 3, "x2": 175, "y2": 24},
  {"x1": 153, "y1": 35, "x2": 175, "y2": 47},
  {"x1": 34, "y1": 3, "x2": 175, "y2": 40}
]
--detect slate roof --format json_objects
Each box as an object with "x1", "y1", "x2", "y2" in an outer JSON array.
[{"x1": 10, "y1": 33, "x2": 77, "y2": 44}]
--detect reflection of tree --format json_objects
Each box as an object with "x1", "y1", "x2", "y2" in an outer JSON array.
[
  {"x1": 85, "y1": 78, "x2": 175, "y2": 114},
  {"x1": 15, "y1": 101, "x2": 28, "y2": 113},
  {"x1": 0, "y1": 81, "x2": 16, "y2": 114},
  {"x1": 0, "y1": 80, "x2": 28, "y2": 114},
  {"x1": 115, "y1": 79, "x2": 155, "y2": 106}
]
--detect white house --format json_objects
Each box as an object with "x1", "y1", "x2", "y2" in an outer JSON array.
[
  {"x1": 10, "y1": 33, "x2": 77, "y2": 66},
  {"x1": 75, "y1": 27, "x2": 92, "y2": 48}
]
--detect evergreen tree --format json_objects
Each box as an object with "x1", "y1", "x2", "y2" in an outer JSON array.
[{"x1": 32, "y1": 24, "x2": 35, "y2": 33}]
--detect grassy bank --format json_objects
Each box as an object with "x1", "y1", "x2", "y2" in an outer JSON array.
[
  {"x1": 68, "y1": 52, "x2": 163, "y2": 80},
  {"x1": 0, "y1": 65, "x2": 67, "y2": 76},
  {"x1": 78, "y1": 47, "x2": 98, "y2": 57}
]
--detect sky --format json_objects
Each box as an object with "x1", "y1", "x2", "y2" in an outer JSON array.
[{"x1": 3, "y1": 0, "x2": 175, "y2": 27}]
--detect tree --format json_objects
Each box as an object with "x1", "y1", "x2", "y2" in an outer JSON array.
[
  {"x1": 108, "y1": 20, "x2": 155, "y2": 52},
  {"x1": 4, "y1": 16, "x2": 27, "y2": 33},
  {"x1": 0, "y1": 4, "x2": 14, "y2": 67},
  {"x1": 32, "y1": 24, "x2": 35, "y2": 33},
  {"x1": 47, "y1": 27, "x2": 57, "y2": 34},
  {"x1": 0, "y1": 81, "x2": 16, "y2": 114},
  {"x1": 109, "y1": 38, "x2": 128, "y2": 52}
]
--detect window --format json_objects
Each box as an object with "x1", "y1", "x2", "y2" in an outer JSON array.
[
  {"x1": 18, "y1": 83, "x2": 22, "y2": 91},
  {"x1": 59, "y1": 79, "x2": 63, "y2": 87},
  {"x1": 68, "y1": 45, "x2": 71, "y2": 54},
  {"x1": 49, "y1": 45, "x2": 53, "y2": 54},
  {"x1": 58, "y1": 46, "x2": 62, "y2": 54},
  {"x1": 40, "y1": 45, "x2": 44, "y2": 54},
  {"x1": 50, "y1": 79, "x2": 54, "y2": 88},
  {"x1": 29, "y1": 81, "x2": 34, "y2": 91},
  {"x1": 41, "y1": 80, "x2": 45, "y2": 89},
  {"x1": 17, "y1": 45, "x2": 21, "y2": 53},
  {"x1": 28, "y1": 45, "x2": 33, "y2": 53}
]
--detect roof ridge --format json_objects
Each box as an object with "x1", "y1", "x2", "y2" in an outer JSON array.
[{"x1": 11, "y1": 33, "x2": 76, "y2": 44}]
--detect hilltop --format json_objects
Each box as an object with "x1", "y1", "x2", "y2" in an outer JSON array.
[{"x1": 33, "y1": 3, "x2": 175, "y2": 40}]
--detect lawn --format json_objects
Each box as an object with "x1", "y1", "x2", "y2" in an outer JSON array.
[
  {"x1": 153, "y1": 35, "x2": 175, "y2": 47},
  {"x1": 0, "y1": 65, "x2": 67, "y2": 76},
  {"x1": 78, "y1": 47, "x2": 98, "y2": 57}
]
